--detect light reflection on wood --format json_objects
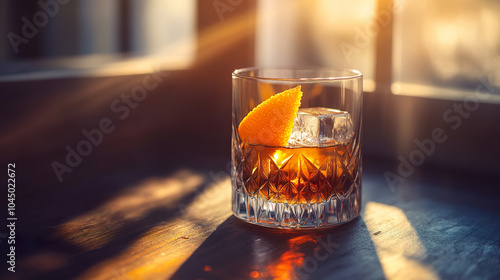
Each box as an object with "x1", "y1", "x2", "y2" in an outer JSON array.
[
  {"x1": 52, "y1": 171, "x2": 232, "y2": 279},
  {"x1": 56, "y1": 170, "x2": 206, "y2": 250},
  {"x1": 265, "y1": 236, "x2": 317, "y2": 280},
  {"x1": 363, "y1": 202, "x2": 439, "y2": 280}
]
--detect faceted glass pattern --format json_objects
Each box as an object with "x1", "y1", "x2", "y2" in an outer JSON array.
[
  {"x1": 232, "y1": 137, "x2": 361, "y2": 228},
  {"x1": 242, "y1": 143, "x2": 355, "y2": 203}
]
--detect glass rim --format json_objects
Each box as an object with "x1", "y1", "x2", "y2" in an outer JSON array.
[{"x1": 232, "y1": 67, "x2": 363, "y2": 81}]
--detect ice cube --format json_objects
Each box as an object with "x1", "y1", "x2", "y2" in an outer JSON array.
[{"x1": 287, "y1": 107, "x2": 354, "y2": 147}]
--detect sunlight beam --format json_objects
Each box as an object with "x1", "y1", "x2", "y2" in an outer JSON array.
[
  {"x1": 75, "y1": 174, "x2": 232, "y2": 279},
  {"x1": 363, "y1": 202, "x2": 439, "y2": 280}
]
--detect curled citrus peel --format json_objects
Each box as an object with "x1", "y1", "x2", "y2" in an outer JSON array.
[{"x1": 238, "y1": 86, "x2": 303, "y2": 146}]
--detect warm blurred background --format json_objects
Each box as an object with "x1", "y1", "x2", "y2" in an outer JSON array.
[
  {"x1": 1, "y1": 0, "x2": 499, "y2": 279},
  {"x1": 1, "y1": 0, "x2": 499, "y2": 182}
]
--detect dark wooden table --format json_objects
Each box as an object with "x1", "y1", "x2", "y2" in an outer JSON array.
[{"x1": 2, "y1": 157, "x2": 499, "y2": 280}]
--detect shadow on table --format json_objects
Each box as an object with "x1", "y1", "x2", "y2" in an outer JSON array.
[
  {"x1": 394, "y1": 174, "x2": 500, "y2": 280},
  {"x1": 171, "y1": 215, "x2": 385, "y2": 280}
]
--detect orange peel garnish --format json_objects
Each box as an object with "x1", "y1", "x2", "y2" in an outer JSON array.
[{"x1": 238, "y1": 86, "x2": 302, "y2": 146}]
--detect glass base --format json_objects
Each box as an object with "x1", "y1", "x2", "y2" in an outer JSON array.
[{"x1": 232, "y1": 183, "x2": 361, "y2": 229}]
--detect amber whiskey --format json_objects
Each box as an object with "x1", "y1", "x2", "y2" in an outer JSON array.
[{"x1": 239, "y1": 140, "x2": 357, "y2": 204}]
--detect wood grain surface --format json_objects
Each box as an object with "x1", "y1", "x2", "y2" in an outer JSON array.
[{"x1": 1, "y1": 158, "x2": 499, "y2": 280}]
